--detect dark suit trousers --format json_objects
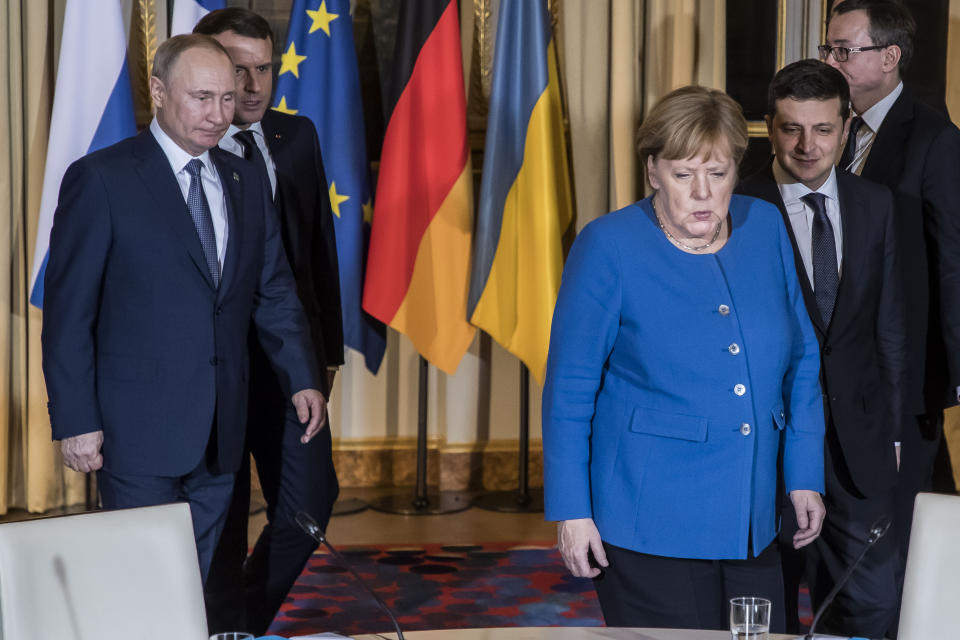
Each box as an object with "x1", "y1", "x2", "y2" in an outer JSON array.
[
  {"x1": 98, "y1": 453, "x2": 234, "y2": 584},
  {"x1": 205, "y1": 348, "x2": 339, "y2": 635},
  {"x1": 594, "y1": 540, "x2": 785, "y2": 632},
  {"x1": 781, "y1": 427, "x2": 900, "y2": 638}
]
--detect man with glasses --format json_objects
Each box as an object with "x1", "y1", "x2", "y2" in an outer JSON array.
[{"x1": 824, "y1": 0, "x2": 960, "y2": 598}]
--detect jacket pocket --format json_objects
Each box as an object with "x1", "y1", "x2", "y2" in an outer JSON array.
[
  {"x1": 628, "y1": 406, "x2": 708, "y2": 442},
  {"x1": 772, "y1": 405, "x2": 786, "y2": 430}
]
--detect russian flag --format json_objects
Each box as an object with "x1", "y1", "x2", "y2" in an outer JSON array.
[
  {"x1": 170, "y1": 0, "x2": 226, "y2": 36},
  {"x1": 29, "y1": 0, "x2": 136, "y2": 308}
]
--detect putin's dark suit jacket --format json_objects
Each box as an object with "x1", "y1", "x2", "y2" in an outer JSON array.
[
  {"x1": 739, "y1": 165, "x2": 906, "y2": 498},
  {"x1": 41, "y1": 129, "x2": 319, "y2": 477},
  {"x1": 262, "y1": 109, "x2": 343, "y2": 375}
]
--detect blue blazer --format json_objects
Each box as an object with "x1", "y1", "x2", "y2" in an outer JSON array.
[
  {"x1": 41, "y1": 130, "x2": 319, "y2": 477},
  {"x1": 543, "y1": 195, "x2": 825, "y2": 559}
]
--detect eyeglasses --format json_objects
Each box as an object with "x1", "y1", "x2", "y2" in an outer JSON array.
[{"x1": 818, "y1": 44, "x2": 889, "y2": 62}]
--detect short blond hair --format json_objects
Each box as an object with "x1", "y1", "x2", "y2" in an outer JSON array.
[{"x1": 636, "y1": 86, "x2": 748, "y2": 168}]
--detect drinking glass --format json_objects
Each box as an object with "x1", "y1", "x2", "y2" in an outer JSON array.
[
  {"x1": 730, "y1": 596, "x2": 771, "y2": 640},
  {"x1": 209, "y1": 633, "x2": 255, "y2": 640}
]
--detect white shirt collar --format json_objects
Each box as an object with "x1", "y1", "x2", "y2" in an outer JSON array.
[
  {"x1": 771, "y1": 160, "x2": 840, "y2": 209},
  {"x1": 149, "y1": 117, "x2": 215, "y2": 175},
  {"x1": 857, "y1": 81, "x2": 903, "y2": 133}
]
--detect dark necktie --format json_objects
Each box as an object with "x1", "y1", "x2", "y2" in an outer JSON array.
[
  {"x1": 233, "y1": 130, "x2": 272, "y2": 194},
  {"x1": 185, "y1": 159, "x2": 220, "y2": 286},
  {"x1": 838, "y1": 115, "x2": 865, "y2": 170},
  {"x1": 802, "y1": 192, "x2": 838, "y2": 325}
]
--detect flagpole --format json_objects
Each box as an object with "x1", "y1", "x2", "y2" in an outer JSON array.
[
  {"x1": 473, "y1": 362, "x2": 544, "y2": 513},
  {"x1": 369, "y1": 356, "x2": 470, "y2": 515}
]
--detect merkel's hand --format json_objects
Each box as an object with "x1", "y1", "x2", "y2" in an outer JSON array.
[
  {"x1": 558, "y1": 518, "x2": 609, "y2": 578},
  {"x1": 292, "y1": 389, "x2": 327, "y2": 443},
  {"x1": 790, "y1": 489, "x2": 826, "y2": 549},
  {"x1": 60, "y1": 430, "x2": 104, "y2": 473}
]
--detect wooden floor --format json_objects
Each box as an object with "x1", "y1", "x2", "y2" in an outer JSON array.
[
  {"x1": 0, "y1": 487, "x2": 557, "y2": 547},
  {"x1": 249, "y1": 487, "x2": 556, "y2": 546}
]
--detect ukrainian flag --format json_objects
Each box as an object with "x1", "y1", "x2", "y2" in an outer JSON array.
[
  {"x1": 467, "y1": 0, "x2": 574, "y2": 385},
  {"x1": 274, "y1": 0, "x2": 386, "y2": 373}
]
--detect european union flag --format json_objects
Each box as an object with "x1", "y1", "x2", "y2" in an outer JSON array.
[{"x1": 274, "y1": 0, "x2": 386, "y2": 373}]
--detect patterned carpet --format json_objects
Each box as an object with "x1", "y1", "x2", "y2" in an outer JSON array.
[
  {"x1": 267, "y1": 541, "x2": 603, "y2": 637},
  {"x1": 267, "y1": 541, "x2": 814, "y2": 637}
]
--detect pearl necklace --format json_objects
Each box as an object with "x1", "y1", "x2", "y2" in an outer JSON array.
[{"x1": 652, "y1": 197, "x2": 723, "y2": 252}]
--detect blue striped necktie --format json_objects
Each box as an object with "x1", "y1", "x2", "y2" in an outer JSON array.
[
  {"x1": 838, "y1": 116, "x2": 865, "y2": 170},
  {"x1": 185, "y1": 158, "x2": 220, "y2": 287}
]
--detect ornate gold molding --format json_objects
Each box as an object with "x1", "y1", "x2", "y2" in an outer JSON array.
[
  {"x1": 822, "y1": 0, "x2": 829, "y2": 44},
  {"x1": 748, "y1": 0, "x2": 788, "y2": 138},
  {"x1": 331, "y1": 435, "x2": 542, "y2": 453},
  {"x1": 131, "y1": 0, "x2": 158, "y2": 128},
  {"x1": 474, "y1": 0, "x2": 493, "y2": 100},
  {"x1": 747, "y1": 121, "x2": 768, "y2": 138},
  {"x1": 777, "y1": 0, "x2": 787, "y2": 71}
]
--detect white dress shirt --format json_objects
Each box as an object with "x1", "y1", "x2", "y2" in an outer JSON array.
[
  {"x1": 219, "y1": 122, "x2": 278, "y2": 197},
  {"x1": 150, "y1": 118, "x2": 229, "y2": 270},
  {"x1": 772, "y1": 161, "x2": 843, "y2": 290},
  {"x1": 845, "y1": 81, "x2": 903, "y2": 175}
]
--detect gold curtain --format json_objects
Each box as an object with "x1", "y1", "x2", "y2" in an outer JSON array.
[
  {"x1": 0, "y1": 0, "x2": 88, "y2": 516},
  {"x1": 943, "y1": 0, "x2": 960, "y2": 489},
  {"x1": 560, "y1": 0, "x2": 725, "y2": 231}
]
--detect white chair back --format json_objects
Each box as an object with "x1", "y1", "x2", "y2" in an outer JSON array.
[
  {"x1": 898, "y1": 492, "x2": 960, "y2": 639},
  {"x1": 0, "y1": 503, "x2": 208, "y2": 640}
]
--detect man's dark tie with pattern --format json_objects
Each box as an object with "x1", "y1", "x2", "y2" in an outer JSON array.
[
  {"x1": 802, "y1": 191, "x2": 838, "y2": 326},
  {"x1": 185, "y1": 158, "x2": 220, "y2": 287}
]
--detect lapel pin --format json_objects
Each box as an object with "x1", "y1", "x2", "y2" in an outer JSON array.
[{"x1": 233, "y1": 172, "x2": 240, "y2": 182}]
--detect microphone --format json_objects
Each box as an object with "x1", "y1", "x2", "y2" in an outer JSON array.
[
  {"x1": 295, "y1": 510, "x2": 406, "y2": 640},
  {"x1": 803, "y1": 516, "x2": 892, "y2": 639}
]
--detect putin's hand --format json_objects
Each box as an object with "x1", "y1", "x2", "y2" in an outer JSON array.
[{"x1": 60, "y1": 430, "x2": 104, "y2": 473}]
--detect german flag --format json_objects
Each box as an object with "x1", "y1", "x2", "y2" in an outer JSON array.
[{"x1": 362, "y1": 0, "x2": 475, "y2": 375}]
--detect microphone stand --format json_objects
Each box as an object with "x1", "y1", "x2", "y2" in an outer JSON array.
[
  {"x1": 296, "y1": 510, "x2": 406, "y2": 640},
  {"x1": 803, "y1": 516, "x2": 892, "y2": 639}
]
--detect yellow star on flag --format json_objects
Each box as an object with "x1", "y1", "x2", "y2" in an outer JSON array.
[
  {"x1": 329, "y1": 182, "x2": 350, "y2": 217},
  {"x1": 272, "y1": 96, "x2": 298, "y2": 115},
  {"x1": 362, "y1": 199, "x2": 373, "y2": 224},
  {"x1": 279, "y1": 42, "x2": 307, "y2": 77},
  {"x1": 307, "y1": 1, "x2": 339, "y2": 36}
]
